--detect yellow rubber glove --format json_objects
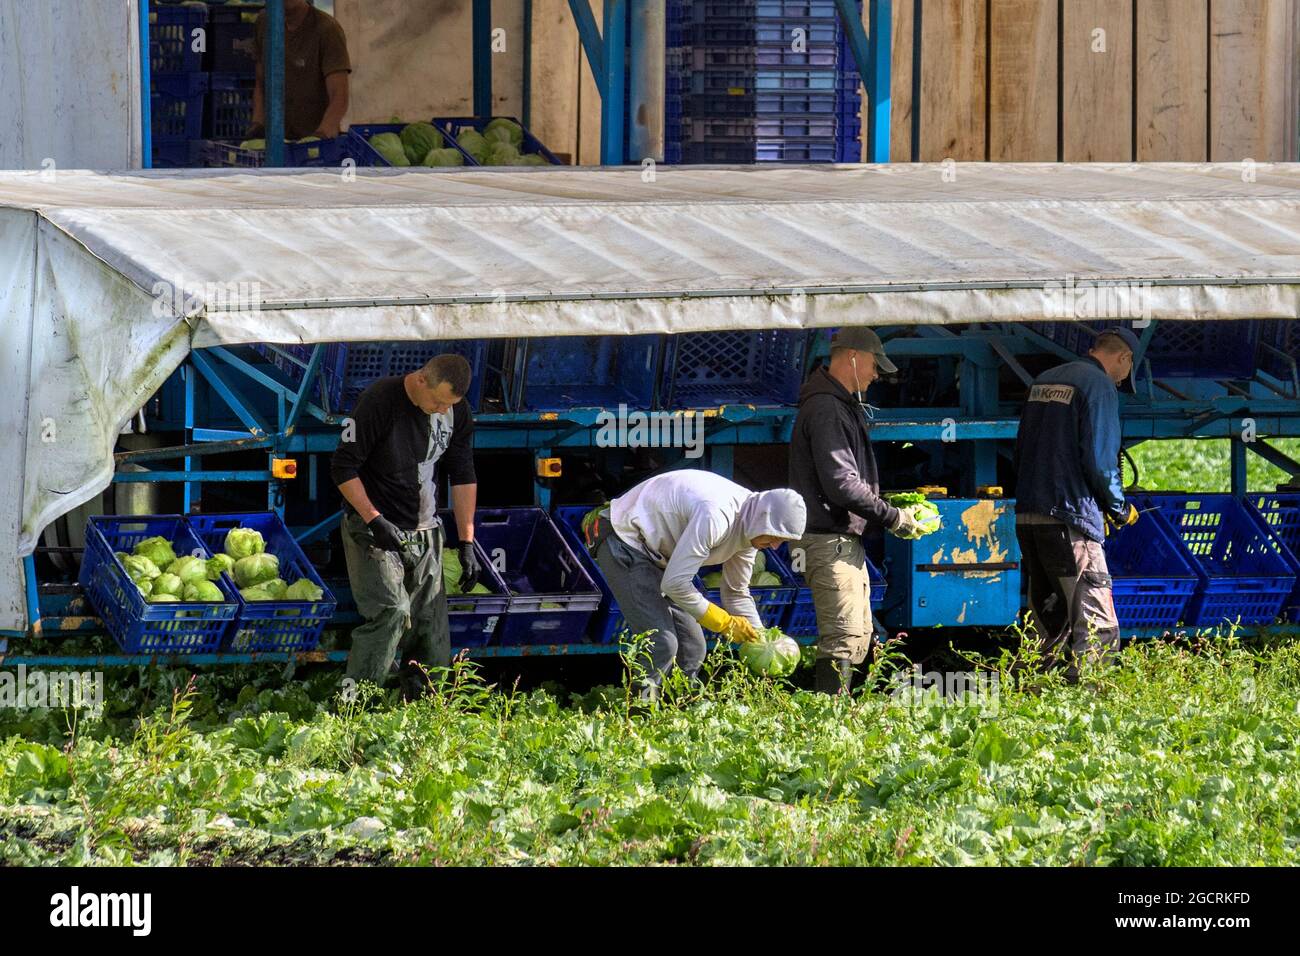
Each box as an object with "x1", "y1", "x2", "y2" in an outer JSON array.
[
  {"x1": 1105, "y1": 503, "x2": 1140, "y2": 536},
  {"x1": 699, "y1": 603, "x2": 760, "y2": 643}
]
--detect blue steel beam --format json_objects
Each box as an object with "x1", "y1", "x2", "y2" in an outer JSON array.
[
  {"x1": 189, "y1": 350, "x2": 271, "y2": 438},
  {"x1": 602, "y1": 0, "x2": 627, "y2": 165},
  {"x1": 265, "y1": 0, "x2": 285, "y2": 166},
  {"x1": 139, "y1": 0, "x2": 152, "y2": 167},
  {"x1": 866, "y1": 0, "x2": 891, "y2": 162},
  {"x1": 568, "y1": 0, "x2": 606, "y2": 96},
  {"x1": 473, "y1": 0, "x2": 493, "y2": 118}
]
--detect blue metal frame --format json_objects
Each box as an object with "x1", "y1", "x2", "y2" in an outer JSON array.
[
  {"x1": 473, "y1": 0, "x2": 494, "y2": 120},
  {"x1": 139, "y1": 0, "x2": 152, "y2": 167},
  {"x1": 865, "y1": 0, "x2": 892, "y2": 163}
]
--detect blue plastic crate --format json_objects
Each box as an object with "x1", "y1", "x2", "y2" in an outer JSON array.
[
  {"x1": 553, "y1": 505, "x2": 628, "y2": 644},
  {"x1": 664, "y1": 330, "x2": 809, "y2": 407},
  {"x1": 508, "y1": 335, "x2": 661, "y2": 411},
  {"x1": 691, "y1": 69, "x2": 837, "y2": 95},
  {"x1": 688, "y1": 44, "x2": 839, "y2": 70},
  {"x1": 682, "y1": 139, "x2": 837, "y2": 163},
  {"x1": 264, "y1": 340, "x2": 490, "y2": 413},
  {"x1": 205, "y1": 3, "x2": 262, "y2": 74},
  {"x1": 683, "y1": 0, "x2": 838, "y2": 18},
  {"x1": 474, "y1": 509, "x2": 601, "y2": 645},
  {"x1": 1261, "y1": 319, "x2": 1299, "y2": 387},
  {"x1": 697, "y1": 549, "x2": 796, "y2": 628},
  {"x1": 206, "y1": 73, "x2": 256, "y2": 140},
  {"x1": 152, "y1": 138, "x2": 203, "y2": 169},
  {"x1": 199, "y1": 136, "x2": 348, "y2": 168},
  {"x1": 1132, "y1": 494, "x2": 1296, "y2": 626},
  {"x1": 777, "y1": 542, "x2": 886, "y2": 637},
  {"x1": 187, "y1": 512, "x2": 336, "y2": 652},
  {"x1": 347, "y1": 122, "x2": 479, "y2": 167},
  {"x1": 150, "y1": 4, "x2": 208, "y2": 74},
  {"x1": 686, "y1": 19, "x2": 842, "y2": 46},
  {"x1": 434, "y1": 116, "x2": 563, "y2": 166},
  {"x1": 1030, "y1": 321, "x2": 1263, "y2": 379},
  {"x1": 686, "y1": 90, "x2": 838, "y2": 116},
  {"x1": 80, "y1": 515, "x2": 239, "y2": 655},
  {"x1": 435, "y1": 510, "x2": 515, "y2": 647},
  {"x1": 683, "y1": 115, "x2": 837, "y2": 141},
  {"x1": 151, "y1": 72, "x2": 208, "y2": 141},
  {"x1": 1246, "y1": 494, "x2": 1300, "y2": 623},
  {"x1": 1103, "y1": 511, "x2": 1199, "y2": 627}
]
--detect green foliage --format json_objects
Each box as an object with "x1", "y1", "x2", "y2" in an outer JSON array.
[
  {"x1": 3, "y1": 636, "x2": 1300, "y2": 865},
  {"x1": 240, "y1": 578, "x2": 287, "y2": 602},
  {"x1": 1129, "y1": 438, "x2": 1300, "y2": 493},
  {"x1": 151, "y1": 573, "x2": 183, "y2": 597}
]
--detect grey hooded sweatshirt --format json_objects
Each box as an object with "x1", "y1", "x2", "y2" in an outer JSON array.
[{"x1": 609, "y1": 471, "x2": 807, "y2": 627}]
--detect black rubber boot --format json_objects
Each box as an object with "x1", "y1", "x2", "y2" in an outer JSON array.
[
  {"x1": 398, "y1": 663, "x2": 431, "y2": 703},
  {"x1": 815, "y1": 658, "x2": 853, "y2": 695}
]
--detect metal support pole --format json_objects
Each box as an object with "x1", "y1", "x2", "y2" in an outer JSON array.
[
  {"x1": 627, "y1": 0, "x2": 665, "y2": 162},
  {"x1": 473, "y1": 0, "x2": 494, "y2": 118},
  {"x1": 266, "y1": 0, "x2": 286, "y2": 167},
  {"x1": 1230, "y1": 436, "x2": 1248, "y2": 497},
  {"x1": 523, "y1": 0, "x2": 533, "y2": 128},
  {"x1": 910, "y1": 0, "x2": 922, "y2": 162},
  {"x1": 602, "y1": 0, "x2": 628, "y2": 164},
  {"x1": 139, "y1": 0, "x2": 153, "y2": 167},
  {"x1": 24, "y1": 555, "x2": 41, "y2": 636},
  {"x1": 866, "y1": 0, "x2": 892, "y2": 163},
  {"x1": 184, "y1": 363, "x2": 197, "y2": 512}
]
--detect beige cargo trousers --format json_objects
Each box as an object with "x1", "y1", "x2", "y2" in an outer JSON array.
[{"x1": 797, "y1": 532, "x2": 874, "y2": 664}]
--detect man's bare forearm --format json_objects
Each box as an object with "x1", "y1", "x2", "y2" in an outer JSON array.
[
  {"x1": 451, "y1": 483, "x2": 477, "y2": 543},
  {"x1": 338, "y1": 478, "x2": 379, "y2": 523},
  {"x1": 316, "y1": 73, "x2": 350, "y2": 137}
]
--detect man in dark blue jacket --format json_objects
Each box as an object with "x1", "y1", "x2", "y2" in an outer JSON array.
[{"x1": 1014, "y1": 327, "x2": 1141, "y2": 683}]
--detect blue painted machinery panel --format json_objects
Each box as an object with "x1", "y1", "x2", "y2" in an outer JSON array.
[{"x1": 883, "y1": 497, "x2": 1022, "y2": 628}]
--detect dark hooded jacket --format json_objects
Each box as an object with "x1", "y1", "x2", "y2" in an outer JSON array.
[{"x1": 789, "y1": 367, "x2": 900, "y2": 536}]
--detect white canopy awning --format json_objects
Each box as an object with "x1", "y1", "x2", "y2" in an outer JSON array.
[{"x1": 2, "y1": 161, "x2": 1299, "y2": 630}]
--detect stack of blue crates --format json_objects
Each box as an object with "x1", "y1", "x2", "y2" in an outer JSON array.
[
  {"x1": 149, "y1": 3, "x2": 210, "y2": 167},
  {"x1": 203, "y1": 3, "x2": 263, "y2": 156},
  {"x1": 665, "y1": 0, "x2": 862, "y2": 164}
]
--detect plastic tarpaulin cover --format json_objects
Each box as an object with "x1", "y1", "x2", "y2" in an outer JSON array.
[{"x1": 1, "y1": 161, "x2": 1299, "y2": 630}]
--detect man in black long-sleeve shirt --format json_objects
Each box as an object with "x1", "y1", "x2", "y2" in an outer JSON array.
[
  {"x1": 789, "y1": 328, "x2": 920, "y2": 694},
  {"x1": 330, "y1": 354, "x2": 479, "y2": 697}
]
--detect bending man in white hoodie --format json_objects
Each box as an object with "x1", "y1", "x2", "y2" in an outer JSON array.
[{"x1": 583, "y1": 471, "x2": 807, "y2": 697}]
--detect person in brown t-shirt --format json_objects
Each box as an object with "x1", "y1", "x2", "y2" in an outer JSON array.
[{"x1": 249, "y1": 0, "x2": 351, "y2": 141}]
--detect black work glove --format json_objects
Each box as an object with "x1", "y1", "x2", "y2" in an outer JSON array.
[
  {"x1": 366, "y1": 514, "x2": 406, "y2": 553},
  {"x1": 457, "y1": 541, "x2": 481, "y2": 592}
]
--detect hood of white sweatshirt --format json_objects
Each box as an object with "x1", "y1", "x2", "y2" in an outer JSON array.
[{"x1": 738, "y1": 488, "x2": 807, "y2": 542}]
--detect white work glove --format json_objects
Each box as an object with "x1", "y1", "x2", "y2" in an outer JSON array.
[{"x1": 889, "y1": 507, "x2": 924, "y2": 540}]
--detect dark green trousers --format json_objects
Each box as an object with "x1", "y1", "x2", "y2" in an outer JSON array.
[{"x1": 341, "y1": 512, "x2": 449, "y2": 686}]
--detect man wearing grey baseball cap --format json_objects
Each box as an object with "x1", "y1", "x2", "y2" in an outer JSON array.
[
  {"x1": 788, "y1": 327, "x2": 923, "y2": 694},
  {"x1": 1014, "y1": 326, "x2": 1141, "y2": 685}
]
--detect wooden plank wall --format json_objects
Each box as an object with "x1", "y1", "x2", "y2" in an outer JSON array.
[
  {"x1": 338, "y1": 1, "x2": 1298, "y2": 165},
  {"x1": 871, "y1": 0, "x2": 1299, "y2": 163}
]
